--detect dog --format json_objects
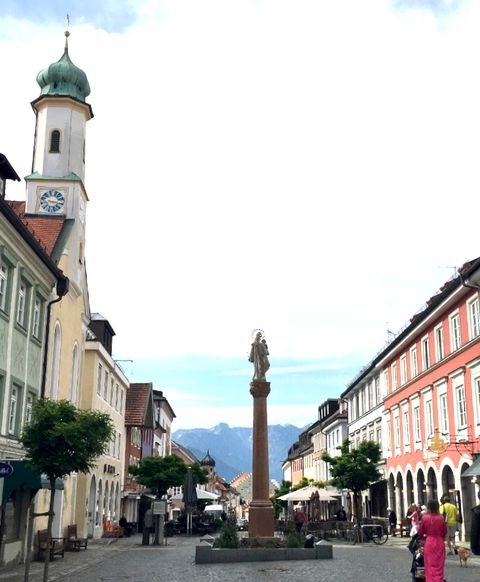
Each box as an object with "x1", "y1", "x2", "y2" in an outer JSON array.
[{"x1": 456, "y1": 545, "x2": 470, "y2": 567}]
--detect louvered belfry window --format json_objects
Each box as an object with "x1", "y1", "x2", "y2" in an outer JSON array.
[{"x1": 50, "y1": 130, "x2": 60, "y2": 153}]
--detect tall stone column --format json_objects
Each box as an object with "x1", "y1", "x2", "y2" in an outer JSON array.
[{"x1": 248, "y1": 380, "x2": 274, "y2": 538}]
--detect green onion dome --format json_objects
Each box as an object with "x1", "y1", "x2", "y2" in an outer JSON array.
[{"x1": 36, "y1": 34, "x2": 90, "y2": 103}]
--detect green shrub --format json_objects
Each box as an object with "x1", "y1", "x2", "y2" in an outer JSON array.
[
  {"x1": 214, "y1": 522, "x2": 239, "y2": 548},
  {"x1": 286, "y1": 531, "x2": 304, "y2": 548}
]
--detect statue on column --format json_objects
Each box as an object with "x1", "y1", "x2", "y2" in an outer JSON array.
[{"x1": 249, "y1": 330, "x2": 270, "y2": 381}]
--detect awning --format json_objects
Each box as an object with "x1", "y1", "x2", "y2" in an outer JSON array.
[
  {"x1": 1, "y1": 460, "x2": 42, "y2": 500},
  {"x1": 462, "y1": 457, "x2": 480, "y2": 477}
]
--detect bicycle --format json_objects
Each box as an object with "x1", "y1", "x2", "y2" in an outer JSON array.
[{"x1": 348, "y1": 522, "x2": 388, "y2": 545}]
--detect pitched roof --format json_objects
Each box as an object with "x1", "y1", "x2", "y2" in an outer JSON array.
[
  {"x1": 0, "y1": 197, "x2": 66, "y2": 285},
  {"x1": 6, "y1": 200, "x2": 65, "y2": 257},
  {"x1": 125, "y1": 383, "x2": 154, "y2": 427}
]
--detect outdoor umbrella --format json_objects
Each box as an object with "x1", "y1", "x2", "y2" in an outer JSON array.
[
  {"x1": 183, "y1": 467, "x2": 198, "y2": 536},
  {"x1": 170, "y1": 487, "x2": 219, "y2": 501},
  {"x1": 278, "y1": 485, "x2": 337, "y2": 502}
]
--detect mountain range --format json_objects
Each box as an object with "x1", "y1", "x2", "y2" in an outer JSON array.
[{"x1": 172, "y1": 423, "x2": 302, "y2": 482}]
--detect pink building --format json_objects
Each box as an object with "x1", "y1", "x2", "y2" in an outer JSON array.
[{"x1": 382, "y1": 258, "x2": 480, "y2": 538}]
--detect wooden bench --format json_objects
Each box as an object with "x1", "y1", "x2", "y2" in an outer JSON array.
[
  {"x1": 37, "y1": 529, "x2": 66, "y2": 561},
  {"x1": 397, "y1": 518, "x2": 410, "y2": 537},
  {"x1": 66, "y1": 524, "x2": 88, "y2": 551}
]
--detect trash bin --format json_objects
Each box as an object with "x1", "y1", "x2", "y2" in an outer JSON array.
[{"x1": 470, "y1": 505, "x2": 480, "y2": 555}]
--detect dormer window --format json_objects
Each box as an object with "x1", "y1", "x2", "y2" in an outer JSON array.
[{"x1": 50, "y1": 130, "x2": 61, "y2": 153}]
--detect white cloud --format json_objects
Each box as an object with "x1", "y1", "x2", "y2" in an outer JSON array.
[{"x1": 1, "y1": 0, "x2": 479, "y2": 370}]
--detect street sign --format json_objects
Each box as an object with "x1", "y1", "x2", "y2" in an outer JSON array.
[
  {"x1": 0, "y1": 463, "x2": 14, "y2": 478},
  {"x1": 152, "y1": 500, "x2": 166, "y2": 515}
]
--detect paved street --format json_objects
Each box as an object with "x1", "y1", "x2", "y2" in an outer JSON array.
[{"x1": 1, "y1": 534, "x2": 479, "y2": 582}]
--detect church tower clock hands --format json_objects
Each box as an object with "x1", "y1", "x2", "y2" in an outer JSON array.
[{"x1": 25, "y1": 27, "x2": 93, "y2": 289}]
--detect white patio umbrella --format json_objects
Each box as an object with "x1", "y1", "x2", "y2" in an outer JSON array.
[
  {"x1": 170, "y1": 487, "x2": 219, "y2": 501},
  {"x1": 278, "y1": 485, "x2": 337, "y2": 502}
]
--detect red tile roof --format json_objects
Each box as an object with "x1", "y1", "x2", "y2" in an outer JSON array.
[
  {"x1": 6, "y1": 200, "x2": 65, "y2": 257},
  {"x1": 125, "y1": 383, "x2": 152, "y2": 426}
]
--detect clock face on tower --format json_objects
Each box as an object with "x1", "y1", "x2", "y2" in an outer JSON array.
[{"x1": 39, "y1": 190, "x2": 65, "y2": 213}]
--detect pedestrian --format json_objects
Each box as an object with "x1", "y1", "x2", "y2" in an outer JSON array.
[
  {"x1": 388, "y1": 507, "x2": 397, "y2": 536},
  {"x1": 418, "y1": 499, "x2": 447, "y2": 582},
  {"x1": 334, "y1": 506, "x2": 347, "y2": 521},
  {"x1": 440, "y1": 494, "x2": 459, "y2": 555},
  {"x1": 294, "y1": 505, "x2": 306, "y2": 533},
  {"x1": 410, "y1": 504, "x2": 422, "y2": 537},
  {"x1": 119, "y1": 515, "x2": 129, "y2": 537}
]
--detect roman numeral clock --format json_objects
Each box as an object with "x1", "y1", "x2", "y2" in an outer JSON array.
[{"x1": 39, "y1": 189, "x2": 65, "y2": 214}]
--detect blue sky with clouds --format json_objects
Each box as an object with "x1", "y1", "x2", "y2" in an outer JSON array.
[{"x1": 1, "y1": 0, "x2": 479, "y2": 429}]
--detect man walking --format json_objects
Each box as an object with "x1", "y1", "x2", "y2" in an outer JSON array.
[{"x1": 440, "y1": 495, "x2": 459, "y2": 555}]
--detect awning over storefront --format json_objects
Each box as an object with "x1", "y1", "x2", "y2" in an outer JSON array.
[
  {"x1": 1, "y1": 460, "x2": 42, "y2": 500},
  {"x1": 462, "y1": 457, "x2": 480, "y2": 477}
]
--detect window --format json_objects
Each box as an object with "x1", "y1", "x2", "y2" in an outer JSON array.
[
  {"x1": 115, "y1": 384, "x2": 119, "y2": 410},
  {"x1": 403, "y1": 410, "x2": 410, "y2": 445},
  {"x1": 410, "y1": 346, "x2": 418, "y2": 377},
  {"x1": 392, "y1": 363, "x2": 398, "y2": 390},
  {"x1": 394, "y1": 416, "x2": 400, "y2": 449},
  {"x1": 51, "y1": 323, "x2": 61, "y2": 400},
  {"x1": 368, "y1": 382, "x2": 373, "y2": 409},
  {"x1": 421, "y1": 336, "x2": 430, "y2": 370},
  {"x1": 32, "y1": 296, "x2": 41, "y2": 338},
  {"x1": 118, "y1": 433, "x2": 121, "y2": 459},
  {"x1": 435, "y1": 325, "x2": 444, "y2": 362},
  {"x1": 0, "y1": 260, "x2": 8, "y2": 311},
  {"x1": 110, "y1": 378, "x2": 114, "y2": 406},
  {"x1": 70, "y1": 345, "x2": 79, "y2": 405},
  {"x1": 400, "y1": 355, "x2": 407, "y2": 385},
  {"x1": 468, "y1": 298, "x2": 480, "y2": 339},
  {"x1": 104, "y1": 371, "x2": 108, "y2": 400},
  {"x1": 413, "y1": 406, "x2": 421, "y2": 442},
  {"x1": 119, "y1": 388, "x2": 124, "y2": 414},
  {"x1": 383, "y1": 370, "x2": 390, "y2": 395},
  {"x1": 455, "y1": 384, "x2": 467, "y2": 428},
  {"x1": 376, "y1": 426, "x2": 382, "y2": 443},
  {"x1": 25, "y1": 393, "x2": 34, "y2": 424},
  {"x1": 16, "y1": 282, "x2": 27, "y2": 327},
  {"x1": 386, "y1": 418, "x2": 391, "y2": 450},
  {"x1": 425, "y1": 400, "x2": 434, "y2": 439},
  {"x1": 450, "y1": 313, "x2": 461, "y2": 352},
  {"x1": 374, "y1": 376, "x2": 380, "y2": 404},
  {"x1": 8, "y1": 385, "x2": 18, "y2": 434},
  {"x1": 96, "y1": 364, "x2": 103, "y2": 394},
  {"x1": 360, "y1": 388, "x2": 366, "y2": 414},
  {"x1": 475, "y1": 376, "x2": 480, "y2": 425},
  {"x1": 439, "y1": 393, "x2": 448, "y2": 434},
  {"x1": 50, "y1": 129, "x2": 60, "y2": 153}
]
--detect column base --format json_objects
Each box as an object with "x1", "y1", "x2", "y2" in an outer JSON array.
[{"x1": 248, "y1": 501, "x2": 275, "y2": 538}]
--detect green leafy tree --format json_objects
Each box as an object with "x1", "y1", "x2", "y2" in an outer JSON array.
[
  {"x1": 21, "y1": 399, "x2": 114, "y2": 582},
  {"x1": 129, "y1": 455, "x2": 207, "y2": 497},
  {"x1": 271, "y1": 480, "x2": 291, "y2": 518},
  {"x1": 321, "y1": 438, "x2": 381, "y2": 523}
]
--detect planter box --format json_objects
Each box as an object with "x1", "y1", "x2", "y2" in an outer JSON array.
[{"x1": 195, "y1": 542, "x2": 333, "y2": 564}]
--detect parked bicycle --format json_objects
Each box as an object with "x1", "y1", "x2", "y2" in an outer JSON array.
[{"x1": 348, "y1": 522, "x2": 388, "y2": 545}]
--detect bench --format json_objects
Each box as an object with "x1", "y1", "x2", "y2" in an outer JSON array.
[
  {"x1": 397, "y1": 518, "x2": 410, "y2": 537},
  {"x1": 66, "y1": 524, "x2": 88, "y2": 551},
  {"x1": 37, "y1": 529, "x2": 66, "y2": 561}
]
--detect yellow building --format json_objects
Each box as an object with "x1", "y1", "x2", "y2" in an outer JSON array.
[{"x1": 77, "y1": 314, "x2": 128, "y2": 538}]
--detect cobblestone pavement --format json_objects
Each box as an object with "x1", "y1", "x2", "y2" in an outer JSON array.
[{"x1": 1, "y1": 535, "x2": 479, "y2": 582}]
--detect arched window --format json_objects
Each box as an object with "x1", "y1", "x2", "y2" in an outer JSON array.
[
  {"x1": 50, "y1": 130, "x2": 61, "y2": 153},
  {"x1": 51, "y1": 322, "x2": 61, "y2": 399},
  {"x1": 70, "y1": 343, "x2": 79, "y2": 406}
]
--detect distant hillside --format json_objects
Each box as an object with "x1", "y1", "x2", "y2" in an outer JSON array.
[{"x1": 173, "y1": 423, "x2": 302, "y2": 482}]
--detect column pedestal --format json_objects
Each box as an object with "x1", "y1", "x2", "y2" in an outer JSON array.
[{"x1": 248, "y1": 380, "x2": 275, "y2": 539}]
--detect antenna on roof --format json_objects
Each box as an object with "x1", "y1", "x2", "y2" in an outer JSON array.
[{"x1": 438, "y1": 266, "x2": 457, "y2": 278}]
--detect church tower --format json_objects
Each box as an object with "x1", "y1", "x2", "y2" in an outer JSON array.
[{"x1": 25, "y1": 30, "x2": 93, "y2": 290}]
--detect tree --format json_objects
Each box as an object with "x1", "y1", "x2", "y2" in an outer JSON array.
[
  {"x1": 321, "y1": 438, "x2": 381, "y2": 523},
  {"x1": 129, "y1": 455, "x2": 207, "y2": 498},
  {"x1": 129, "y1": 456, "x2": 207, "y2": 544},
  {"x1": 271, "y1": 480, "x2": 291, "y2": 518},
  {"x1": 21, "y1": 399, "x2": 114, "y2": 582}
]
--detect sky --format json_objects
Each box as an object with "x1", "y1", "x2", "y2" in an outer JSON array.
[{"x1": 1, "y1": 0, "x2": 479, "y2": 430}]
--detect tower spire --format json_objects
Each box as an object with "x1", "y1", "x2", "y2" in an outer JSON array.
[{"x1": 64, "y1": 14, "x2": 70, "y2": 51}]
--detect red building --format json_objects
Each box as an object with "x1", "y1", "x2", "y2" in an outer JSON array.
[
  {"x1": 122, "y1": 382, "x2": 155, "y2": 523},
  {"x1": 381, "y1": 258, "x2": 480, "y2": 538}
]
